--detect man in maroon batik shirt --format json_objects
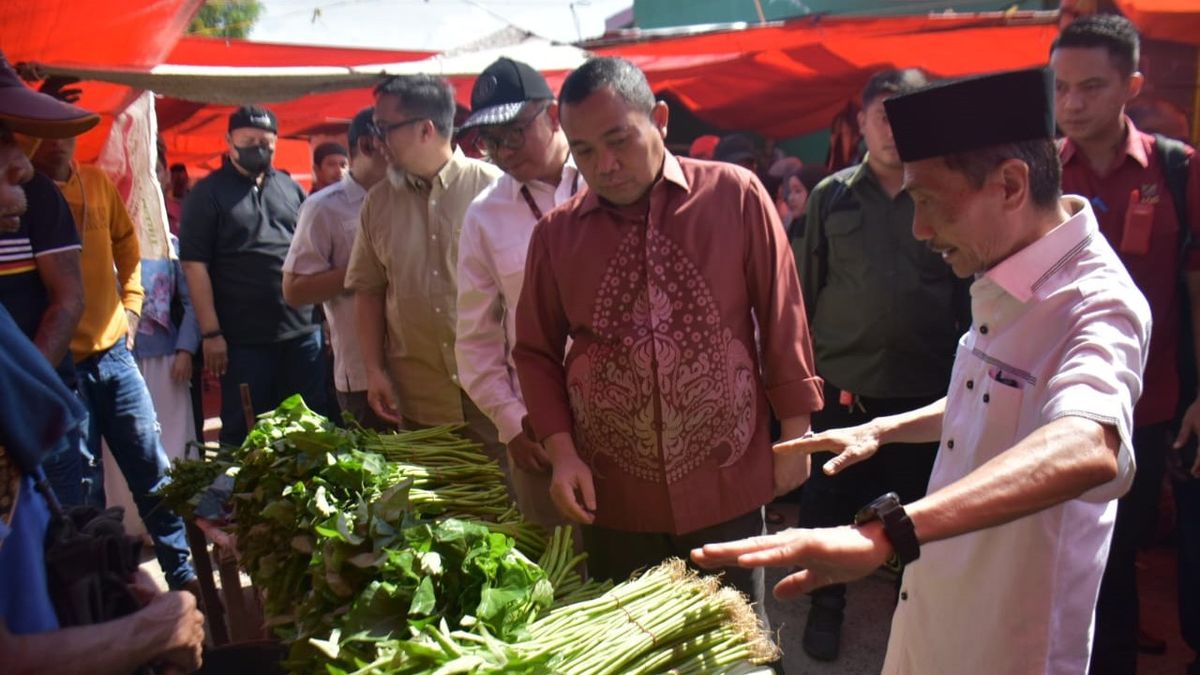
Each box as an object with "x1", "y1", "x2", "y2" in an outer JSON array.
[{"x1": 513, "y1": 56, "x2": 824, "y2": 613}]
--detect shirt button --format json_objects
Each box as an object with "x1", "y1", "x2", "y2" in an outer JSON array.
[
  {"x1": 983, "y1": 393, "x2": 990, "y2": 403},
  {"x1": 900, "y1": 591, "x2": 908, "y2": 601},
  {"x1": 435, "y1": 307, "x2": 442, "y2": 313},
  {"x1": 980, "y1": 324, "x2": 989, "y2": 335},
  {"x1": 966, "y1": 380, "x2": 974, "y2": 390},
  {"x1": 947, "y1": 439, "x2": 955, "y2": 449},
  {"x1": 433, "y1": 270, "x2": 439, "y2": 276}
]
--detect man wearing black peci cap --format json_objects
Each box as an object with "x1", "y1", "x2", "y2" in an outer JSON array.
[
  {"x1": 455, "y1": 57, "x2": 581, "y2": 528},
  {"x1": 180, "y1": 104, "x2": 328, "y2": 446},
  {"x1": 695, "y1": 68, "x2": 1152, "y2": 673}
]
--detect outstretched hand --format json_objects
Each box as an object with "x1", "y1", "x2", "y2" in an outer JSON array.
[
  {"x1": 691, "y1": 522, "x2": 893, "y2": 599},
  {"x1": 773, "y1": 422, "x2": 882, "y2": 476}
]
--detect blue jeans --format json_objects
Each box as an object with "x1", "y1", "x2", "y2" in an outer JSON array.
[
  {"x1": 40, "y1": 391, "x2": 87, "y2": 507},
  {"x1": 218, "y1": 330, "x2": 328, "y2": 447},
  {"x1": 75, "y1": 340, "x2": 195, "y2": 588}
]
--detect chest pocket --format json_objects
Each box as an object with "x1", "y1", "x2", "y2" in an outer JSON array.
[
  {"x1": 976, "y1": 377, "x2": 1025, "y2": 463},
  {"x1": 823, "y1": 210, "x2": 864, "y2": 270}
]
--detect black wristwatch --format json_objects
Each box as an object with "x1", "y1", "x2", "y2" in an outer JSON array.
[{"x1": 854, "y1": 491, "x2": 920, "y2": 566}]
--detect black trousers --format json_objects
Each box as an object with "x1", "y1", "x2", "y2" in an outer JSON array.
[
  {"x1": 798, "y1": 381, "x2": 941, "y2": 609},
  {"x1": 1089, "y1": 422, "x2": 1170, "y2": 675}
]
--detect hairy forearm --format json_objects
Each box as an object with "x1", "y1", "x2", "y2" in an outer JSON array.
[
  {"x1": 907, "y1": 416, "x2": 1119, "y2": 545},
  {"x1": 1, "y1": 610, "x2": 165, "y2": 675},
  {"x1": 32, "y1": 298, "x2": 83, "y2": 365},
  {"x1": 355, "y1": 290, "x2": 388, "y2": 373},
  {"x1": 872, "y1": 397, "x2": 946, "y2": 446},
  {"x1": 182, "y1": 262, "x2": 219, "y2": 333},
  {"x1": 283, "y1": 268, "x2": 347, "y2": 307}
]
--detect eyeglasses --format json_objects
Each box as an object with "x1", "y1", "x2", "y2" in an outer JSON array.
[
  {"x1": 371, "y1": 117, "x2": 427, "y2": 138},
  {"x1": 473, "y1": 103, "x2": 548, "y2": 155}
]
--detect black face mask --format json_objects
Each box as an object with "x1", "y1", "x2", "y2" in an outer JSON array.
[{"x1": 234, "y1": 145, "x2": 273, "y2": 175}]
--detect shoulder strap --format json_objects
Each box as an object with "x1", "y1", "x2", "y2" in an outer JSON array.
[{"x1": 1154, "y1": 133, "x2": 1192, "y2": 264}]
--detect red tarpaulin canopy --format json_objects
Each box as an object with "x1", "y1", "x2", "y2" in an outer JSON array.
[
  {"x1": 605, "y1": 14, "x2": 1062, "y2": 139},
  {"x1": 155, "y1": 38, "x2": 436, "y2": 174},
  {"x1": 1115, "y1": 0, "x2": 1200, "y2": 46},
  {"x1": 0, "y1": 0, "x2": 202, "y2": 160}
]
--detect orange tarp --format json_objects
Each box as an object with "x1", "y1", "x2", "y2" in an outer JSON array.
[
  {"x1": 606, "y1": 14, "x2": 1062, "y2": 138},
  {"x1": 0, "y1": 0, "x2": 202, "y2": 160},
  {"x1": 1115, "y1": 0, "x2": 1200, "y2": 46}
]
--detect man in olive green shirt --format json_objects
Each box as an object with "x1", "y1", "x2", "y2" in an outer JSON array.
[
  {"x1": 346, "y1": 74, "x2": 503, "y2": 456},
  {"x1": 793, "y1": 68, "x2": 972, "y2": 662}
]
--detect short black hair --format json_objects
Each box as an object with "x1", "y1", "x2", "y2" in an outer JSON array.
[
  {"x1": 347, "y1": 107, "x2": 375, "y2": 156},
  {"x1": 169, "y1": 163, "x2": 187, "y2": 174},
  {"x1": 942, "y1": 138, "x2": 1062, "y2": 209},
  {"x1": 1052, "y1": 14, "x2": 1140, "y2": 78},
  {"x1": 862, "y1": 69, "x2": 930, "y2": 108},
  {"x1": 373, "y1": 74, "x2": 457, "y2": 138},
  {"x1": 560, "y1": 57, "x2": 655, "y2": 115}
]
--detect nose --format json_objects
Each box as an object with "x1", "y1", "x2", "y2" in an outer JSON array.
[
  {"x1": 911, "y1": 208, "x2": 934, "y2": 242},
  {"x1": 1059, "y1": 88, "x2": 1085, "y2": 114},
  {"x1": 597, "y1": 147, "x2": 619, "y2": 175}
]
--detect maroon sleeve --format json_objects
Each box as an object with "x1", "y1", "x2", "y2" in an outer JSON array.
[
  {"x1": 513, "y1": 221, "x2": 574, "y2": 441},
  {"x1": 1184, "y1": 144, "x2": 1200, "y2": 271},
  {"x1": 742, "y1": 172, "x2": 825, "y2": 418}
]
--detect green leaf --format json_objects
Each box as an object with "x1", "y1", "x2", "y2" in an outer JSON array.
[{"x1": 409, "y1": 576, "x2": 436, "y2": 616}]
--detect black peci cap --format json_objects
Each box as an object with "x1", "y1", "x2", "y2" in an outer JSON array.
[
  {"x1": 460, "y1": 57, "x2": 554, "y2": 130},
  {"x1": 884, "y1": 68, "x2": 1055, "y2": 163},
  {"x1": 228, "y1": 105, "x2": 278, "y2": 134}
]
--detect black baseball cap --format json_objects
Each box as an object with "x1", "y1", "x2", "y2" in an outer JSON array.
[
  {"x1": 460, "y1": 58, "x2": 554, "y2": 130},
  {"x1": 228, "y1": 105, "x2": 278, "y2": 134},
  {"x1": 886, "y1": 68, "x2": 1055, "y2": 163}
]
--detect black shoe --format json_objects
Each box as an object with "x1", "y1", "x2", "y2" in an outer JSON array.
[{"x1": 802, "y1": 601, "x2": 843, "y2": 662}]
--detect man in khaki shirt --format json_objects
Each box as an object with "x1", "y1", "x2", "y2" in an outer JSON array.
[{"x1": 345, "y1": 74, "x2": 504, "y2": 457}]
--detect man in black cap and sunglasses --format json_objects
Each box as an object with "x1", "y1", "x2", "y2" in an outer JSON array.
[
  {"x1": 454, "y1": 58, "x2": 581, "y2": 527},
  {"x1": 695, "y1": 68, "x2": 1151, "y2": 673},
  {"x1": 180, "y1": 104, "x2": 327, "y2": 446}
]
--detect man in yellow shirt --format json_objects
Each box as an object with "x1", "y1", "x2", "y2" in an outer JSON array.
[{"x1": 31, "y1": 135, "x2": 196, "y2": 591}]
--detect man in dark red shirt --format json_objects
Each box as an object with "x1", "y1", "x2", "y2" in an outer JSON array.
[
  {"x1": 1053, "y1": 15, "x2": 1200, "y2": 673},
  {"x1": 514, "y1": 57, "x2": 824, "y2": 623}
]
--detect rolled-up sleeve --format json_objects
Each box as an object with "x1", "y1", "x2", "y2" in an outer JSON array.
[
  {"x1": 1040, "y1": 285, "x2": 1149, "y2": 502},
  {"x1": 513, "y1": 223, "x2": 573, "y2": 442},
  {"x1": 742, "y1": 174, "x2": 824, "y2": 419}
]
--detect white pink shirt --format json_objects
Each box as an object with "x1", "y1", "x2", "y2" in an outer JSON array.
[
  {"x1": 455, "y1": 159, "x2": 581, "y2": 443},
  {"x1": 884, "y1": 196, "x2": 1151, "y2": 674},
  {"x1": 283, "y1": 172, "x2": 368, "y2": 393}
]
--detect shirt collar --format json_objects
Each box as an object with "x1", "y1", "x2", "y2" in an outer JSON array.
[
  {"x1": 342, "y1": 171, "x2": 367, "y2": 201},
  {"x1": 578, "y1": 150, "x2": 689, "y2": 216},
  {"x1": 398, "y1": 146, "x2": 467, "y2": 192},
  {"x1": 1059, "y1": 115, "x2": 1149, "y2": 169},
  {"x1": 507, "y1": 154, "x2": 580, "y2": 200},
  {"x1": 983, "y1": 195, "x2": 1096, "y2": 303}
]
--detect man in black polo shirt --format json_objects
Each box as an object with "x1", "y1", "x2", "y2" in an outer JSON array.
[
  {"x1": 180, "y1": 105, "x2": 327, "y2": 446},
  {"x1": 792, "y1": 68, "x2": 973, "y2": 662}
]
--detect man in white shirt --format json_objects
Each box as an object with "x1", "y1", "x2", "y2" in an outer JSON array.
[
  {"x1": 694, "y1": 68, "x2": 1152, "y2": 674},
  {"x1": 283, "y1": 108, "x2": 389, "y2": 428},
  {"x1": 456, "y1": 58, "x2": 581, "y2": 526}
]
